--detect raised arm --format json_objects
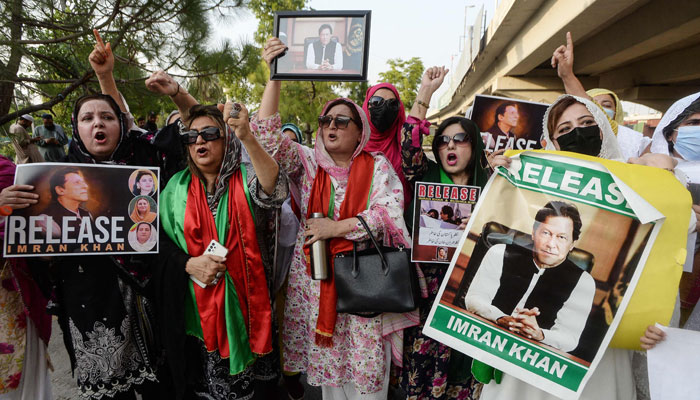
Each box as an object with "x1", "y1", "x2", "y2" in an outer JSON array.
[
  {"x1": 551, "y1": 32, "x2": 589, "y2": 100},
  {"x1": 250, "y1": 37, "x2": 307, "y2": 181},
  {"x1": 89, "y1": 30, "x2": 126, "y2": 113},
  {"x1": 409, "y1": 66, "x2": 448, "y2": 120},
  {"x1": 402, "y1": 66, "x2": 449, "y2": 186},
  {"x1": 145, "y1": 70, "x2": 198, "y2": 122},
  {"x1": 225, "y1": 102, "x2": 279, "y2": 195},
  {"x1": 401, "y1": 121, "x2": 429, "y2": 189},
  {"x1": 258, "y1": 37, "x2": 286, "y2": 119}
]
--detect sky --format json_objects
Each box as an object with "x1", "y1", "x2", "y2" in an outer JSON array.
[
  {"x1": 208, "y1": 0, "x2": 659, "y2": 115},
  {"x1": 210, "y1": 0, "x2": 496, "y2": 85}
]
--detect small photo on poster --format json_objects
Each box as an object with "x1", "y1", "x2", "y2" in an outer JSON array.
[
  {"x1": 128, "y1": 222, "x2": 158, "y2": 252},
  {"x1": 411, "y1": 182, "x2": 480, "y2": 263},
  {"x1": 128, "y1": 169, "x2": 158, "y2": 197},
  {"x1": 468, "y1": 94, "x2": 549, "y2": 152}
]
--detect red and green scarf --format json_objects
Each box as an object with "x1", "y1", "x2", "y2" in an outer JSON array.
[
  {"x1": 304, "y1": 151, "x2": 374, "y2": 346},
  {"x1": 160, "y1": 166, "x2": 273, "y2": 375}
]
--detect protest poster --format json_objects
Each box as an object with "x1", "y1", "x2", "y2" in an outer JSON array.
[
  {"x1": 4, "y1": 163, "x2": 160, "y2": 257},
  {"x1": 423, "y1": 151, "x2": 665, "y2": 399},
  {"x1": 468, "y1": 94, "x2": 549, "y2": 152},
  {"x1": 411, "y1": 181, "x2": 480, "y2": 263}
]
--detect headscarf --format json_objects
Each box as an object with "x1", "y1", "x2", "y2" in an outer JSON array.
[
  {"x1": 315, "y1": 98, "x2": 371, "y2": 179},
  {"x1": 587, "y1": 88, "x2": 624, "y2": 125},
  {"x1": 650, "y1": 92, "x2": 700, "y2": 155},
  {"x1": 281, "y1": 122, "x2": 304, "y2": 143},
  {"x1": 542, "y1": 94, "x2": 624, "y2": 161},
  {"x1": 166, "y1": 109, "x2": 180, "y2": 126},
  {"x1": 362, "y1": 83, "x2": 407, "y2": 186},
  {"x1": 130, "y1": 197, "x2": 157, "y2": 223},
  {"x1": 203, "y1": 125, "x2": 241, "y2": 212},
  {"x1": 69, "y1": 94, "x2": 131, "y2": 164}
]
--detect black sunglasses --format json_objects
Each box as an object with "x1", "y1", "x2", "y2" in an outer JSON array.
[
  {"x1": 318, "y1": 115, "x2": 358, "y2": 129},
  {"x1": 180, "y1": 126, "x2": 222, "y2": 144},
  {"x1": 436, "y1": 132, "x2": 471, "y2": 149},
  {"x1": 367, "y1": 96, "x2": 399, "y2": 109}
]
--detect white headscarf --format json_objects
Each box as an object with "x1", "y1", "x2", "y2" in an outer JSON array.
[
  {"x1": 542, "y1": 94, "x2": 624, "y2": 161},
  {"x1": 650, "y1": 92, "x2": 700, "y2": 155}
]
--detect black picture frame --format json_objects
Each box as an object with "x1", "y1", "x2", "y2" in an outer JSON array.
[{"x1": 271, "y1": 10, "x2": 371, "y2": 82}]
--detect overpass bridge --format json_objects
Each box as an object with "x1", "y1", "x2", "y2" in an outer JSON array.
[{"x1": 429, "y1": 0, "x2": 700, "y2": 123}]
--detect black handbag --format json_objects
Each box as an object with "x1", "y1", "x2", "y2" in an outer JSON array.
[{"x1": 334, "y1": 215, "x2": 419, "y2": 316}]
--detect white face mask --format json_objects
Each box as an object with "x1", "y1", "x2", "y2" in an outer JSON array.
[
  {"x1": 603, "y1": 107, "x2": 616, "y2": 120},
  {"x1": 674, "y1": 125, "x2": 700, "y2": 161}
]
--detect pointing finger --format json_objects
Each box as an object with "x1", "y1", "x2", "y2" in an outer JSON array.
[
  {"x1": 93, "y1": 29, "x2": 105, "y2": 50},
  {"x1": 566, "y1": 31, "x2": 573, "y2": 51}
]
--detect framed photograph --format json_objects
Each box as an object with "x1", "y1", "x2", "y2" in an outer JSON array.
[{"x1": 271, "y1": 10, "x2": 371, "y2": 81}]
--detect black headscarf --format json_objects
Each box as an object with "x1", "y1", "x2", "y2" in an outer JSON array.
[
  {"x1": 68, "y1": 93, "x2": 159, "y2": 166},
  {"x1": 429, "y1": 116, "x2": 489, "y2": 187}
]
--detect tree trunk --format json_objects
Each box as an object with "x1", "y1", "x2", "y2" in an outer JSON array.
[{"x1": 0, "y1": 0, "x2": 24, "y2": 123}]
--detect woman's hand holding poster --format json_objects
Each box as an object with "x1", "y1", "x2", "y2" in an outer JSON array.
[
  {"x1": 423, "y1": 150, "x2": 691, "y2": 399},
  {"x1": 4, "y1": 162, "x2": 160, "y2": 257}
]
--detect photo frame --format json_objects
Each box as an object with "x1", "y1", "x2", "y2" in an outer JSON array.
[{"x1": 271, "y1": 10, "x2": 371, "y2": 81}]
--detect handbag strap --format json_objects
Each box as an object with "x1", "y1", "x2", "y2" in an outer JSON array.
[{"x1": 354, "y1": 215, "x2": 390, "y2": 276}]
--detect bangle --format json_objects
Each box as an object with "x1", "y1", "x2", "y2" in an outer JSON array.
[
  {"x1": 416, "y1": 99, "x2": 429, "y2": 108},
  {"x1": 170, "y1": 82, "x2": 180, "y2": 97}
]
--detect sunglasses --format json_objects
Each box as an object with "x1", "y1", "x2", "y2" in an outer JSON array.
[
  {"x1": 318, "y1": 115, "x2": 357, "y2": 129},
  {"x1": 180, "y1": 126, "x2": 222, "y2": 144},
  {"x1": 436, "y1": 132, "x2": 471, "y2": 149},
  {"x1": 367, "y1": 96, "x2": 399, "y2": 109}
]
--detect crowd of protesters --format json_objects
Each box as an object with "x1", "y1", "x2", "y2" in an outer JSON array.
[{"x1": 0, "y1": 27, "x2": 697, "y2": 400}]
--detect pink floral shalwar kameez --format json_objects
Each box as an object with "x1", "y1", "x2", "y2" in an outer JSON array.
[{"x1": 251, "y1": 108, "x2": 416, "y2": 395}]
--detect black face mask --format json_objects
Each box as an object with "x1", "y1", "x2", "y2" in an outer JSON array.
[
  {"x1": 555, "y1": 125, "x2": 602, "y2": 156},
  {"x1": 369, "y1": 100, "x2": 399, "y2": 132}
]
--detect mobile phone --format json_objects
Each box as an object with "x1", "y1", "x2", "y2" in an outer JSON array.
[{"x1": 190, "y1": 240, "x2": 228, "y2": 288}]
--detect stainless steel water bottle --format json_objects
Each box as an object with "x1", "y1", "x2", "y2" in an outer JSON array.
[{"x1": 309, "y1": 212, "x2": 329, "y2": 280}]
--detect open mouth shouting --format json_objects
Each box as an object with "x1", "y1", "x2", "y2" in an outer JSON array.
[
  {"x1": 94, "y1": 131, "x2": 107, "y2": 145},
  {"x1": 446, "y1": 152, "x2": 458, "y2": 166},
  {"x1": 195, "y1": 146, "x2": 209, "y2": 157}
]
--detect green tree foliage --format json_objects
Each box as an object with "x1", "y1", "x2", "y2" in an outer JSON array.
[
  {"x1": 223, "y1": 0, "x2": 343, "y2": 131},
  {"x1": 247, "y1": 0, "x2": 306, "y2": 45},
  {"x1": 377, "y1": 57, "x2": 424, "y2": 107},
  {"x1": 0, "y1": 0, "x2": 256, "y2": 130},
  {"x1": 341, "y1": 81, "x2": 369, "y2": 105}
]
